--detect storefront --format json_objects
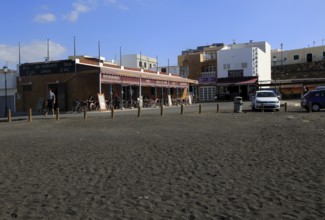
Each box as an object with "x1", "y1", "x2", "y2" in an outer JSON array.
[{"x1": 16, "y1": 58, "x2": 197, "y2": 112}]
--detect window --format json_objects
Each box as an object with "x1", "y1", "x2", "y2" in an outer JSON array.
[
  {"x1": 144, "y1": 62, "x2": 147, "y2": 68},
  {"x1": 139, "y1": 61, "x2": 142, "y2": 67},
  {"x1": 241, "y1": 62, "x2": 247, "y2": 68},
  {"x1": 223, "y1": 64, "x2": 230, "y2": 70},
  {"x1": 199, "y1": 86, "x2": 216, "y2": 101},
  {"x1": 293, "y1": 55, "x2": 299, "y2": 60}
]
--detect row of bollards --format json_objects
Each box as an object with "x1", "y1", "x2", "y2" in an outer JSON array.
[{"x1": 0, "y1": 102, "x2": 310, "y2": 123}]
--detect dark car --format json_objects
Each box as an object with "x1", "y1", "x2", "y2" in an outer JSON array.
[{"x1": 301, "y1": 89, "x2": 325, "y2": 112}]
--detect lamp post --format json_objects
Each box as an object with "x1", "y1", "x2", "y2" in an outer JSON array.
[
  {"x1": 2, "y1": 65, "x2": 8, "y2": 117},
  {"x1": 272, "y1": 56, "x2": 277, "y2": 90}
]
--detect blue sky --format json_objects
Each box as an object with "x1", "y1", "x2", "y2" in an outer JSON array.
[{"x1": 1, "y1": 0, "x2": 325, "y2": 69}]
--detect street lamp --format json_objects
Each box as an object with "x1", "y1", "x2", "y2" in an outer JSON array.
[
  {"x1": 272, "y1": 56, "x2": 277, "y2": 90},
  {"x1": 2, "y1": 65, "x2": 8, "y2": 117}
]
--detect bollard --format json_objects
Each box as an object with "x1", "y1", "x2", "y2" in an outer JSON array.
[
  {"x1": 84, "y1": 107, "x2": 87, "y2": 120},
  {"x1": 56, "y1": 108, "x2": 59, "y2": 120},
  {"x1": 217, "y1": 103, "x2": 220, "y2": 114},
  {"x1": 8, "y1": 109, "x2": 11, "y2": 123},
  {"x1": 308, "y1": 102, "x2": 312, "y2": 113},
  {"x1": 181, "y1": 104, "x2": 184, "y2": 115},
  {"x1": 199, "y1": 104, "x2": 202, "y2": 114},
  {"x1": 160, "y1": 105, "x2": 163, "y2": 116},
  {"x1": 138, "y1": 107, "x2": 141, "y2": 117},
  {"x1": 261, "y1": 104, "x2": 264, "y2": 112},
  {"x1": 111, "y1": 106, "x2": 114, "y2": 119},
  {"x1": 284, "y1": 102, "x2": 287, "y2": 112},
  {"x1": 28, "y1": 108, "x2": 32, "y2": 122}
]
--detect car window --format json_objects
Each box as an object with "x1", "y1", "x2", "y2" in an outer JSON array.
[{"x1": 257, "y1": 92, "x2": 276, "y2": 97}]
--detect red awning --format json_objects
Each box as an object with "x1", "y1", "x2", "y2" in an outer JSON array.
[{"x1": 235, "y1": 78, "x2": 258, "y2": 85}]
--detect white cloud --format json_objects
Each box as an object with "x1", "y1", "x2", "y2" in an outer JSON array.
[
  {"x1": 63, "y1": 0, "x2": 95, "y2": 22},
  {"x1": 34, "y1": 13, "x2": 56, "y2": 23},
  {"x1": 32, "y1": 0, "x2": 129, "y2": 24},
  {"x1": 104, "y1": 0, "x2": 129, "y2": 10},
  {"x1": 0, "y1": 41, "x2": 66, "y2": 68}
]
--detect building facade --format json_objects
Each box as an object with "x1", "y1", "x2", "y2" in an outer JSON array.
[
  {"x1": 216, "y1": 41, "x2": 271, "y2": 100},
  {"x1": 178, "y1": 43, "x2": 224, "y2": 101},
  {"x1": 16, "y1": 56, "x2": 197, "y2": 113},
  {"x1": 121, "y1": 54, "x2": 157, "y2": 70},
  {"x1": 271, "y1": 45, "x2": 325, "y2": 65},
  {"x1": 0, "y1": 68, "x2": 18, "y2": 117},
  {"x1": 178, "y1": 42, "x2": 271, "y2": 101}
]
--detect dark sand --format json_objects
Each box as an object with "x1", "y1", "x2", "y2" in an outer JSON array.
[{"x1": 0, "y1": 111, "x2": 324, "y2": 219}]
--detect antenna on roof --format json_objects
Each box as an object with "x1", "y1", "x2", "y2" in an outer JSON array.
[
  {"x1": 45, "y1": 38, "x2": 50, "y2": 62},
  {"x1": 98, "y1": 40, "x2": 101, "y2": 62},
  {"x1": 74, "y1": 36, "x2": 76, "y2": 57},
  {"x1": 120, "y1": 46, "x2": 122, "y2": 66},
  {"x1": 18, "y1": 42, "x2": 21, "y2": 65}
]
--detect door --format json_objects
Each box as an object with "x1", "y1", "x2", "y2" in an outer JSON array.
[
  {"x1": 306, "y1": 53, "x2": 313, "y2": 62},
  {"x1": 48, "y1": 83, "x2": 67, "y2": 110}
]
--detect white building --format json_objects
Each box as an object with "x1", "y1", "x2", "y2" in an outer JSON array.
[
  {"x1": 121, "y1": 54, "x2": 157, "y2": 70},
  {"x1": 149, "y1": 66, "x2": 181, "y2": 76},
  {"x1": 271, "y1": 45, "x2": 325, "y2": 65},
  {"x1": 197, "y1": 41, "x2": 271, "y2": 101},
  {"x1": 217, "y1": 41, "x2": 271, "y2": 83}
]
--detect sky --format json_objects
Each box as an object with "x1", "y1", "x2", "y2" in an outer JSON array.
[{"x1": 1, "y1": 0, "x2": 325, "y2": 69}]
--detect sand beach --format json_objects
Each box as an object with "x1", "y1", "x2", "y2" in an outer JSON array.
[{"x1": 0, "y1": 110, "x2": 324, "y2": 219}]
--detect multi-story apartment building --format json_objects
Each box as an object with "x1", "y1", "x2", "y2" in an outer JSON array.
[
  {"x1": 178, "y1": 43, "x2": 224, "y2": 100},
  {"x1": 178, "y1": 42, "x2": 271, "y2": 101},
  {"x1": 217, "y1": 41, "x2": 271, "y2": 100},
  {"x1": 178, "y1": 43, "x2": 224, "y2": 80}
]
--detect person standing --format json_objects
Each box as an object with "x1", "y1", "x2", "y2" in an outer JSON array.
[{"x1": 45, "y1": 88, "x2": 55, "y2": 116}]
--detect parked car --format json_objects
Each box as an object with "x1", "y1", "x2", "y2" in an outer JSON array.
[
  {"x1": 260, "y1": 88, "x2": 282, "y2": 100},
  {"x1": 315, "y1": 86, "x2": 325, "y2": 90},
  {"x1": 251, "y1": 90, "x2": 281, "y2": 111},
  {"x1": 301, "y1": 89, "x2": 325, "y2": 112}
]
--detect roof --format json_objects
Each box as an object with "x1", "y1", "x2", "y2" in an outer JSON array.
[{"x1": 99, "y1": 66, "x2": 197, "y2": 84}]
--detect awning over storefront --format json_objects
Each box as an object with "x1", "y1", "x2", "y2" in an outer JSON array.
[
  {"x1": 100, "y1": 66, "x2": 197, "y2": 88},
  {"x1": 215, "y1": 77, "x2": 258, "y2": 86}
]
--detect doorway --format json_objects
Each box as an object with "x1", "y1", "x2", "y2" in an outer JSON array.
[{"x1": 306, "y1": 53, "x2": 313, "y2": 62}]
